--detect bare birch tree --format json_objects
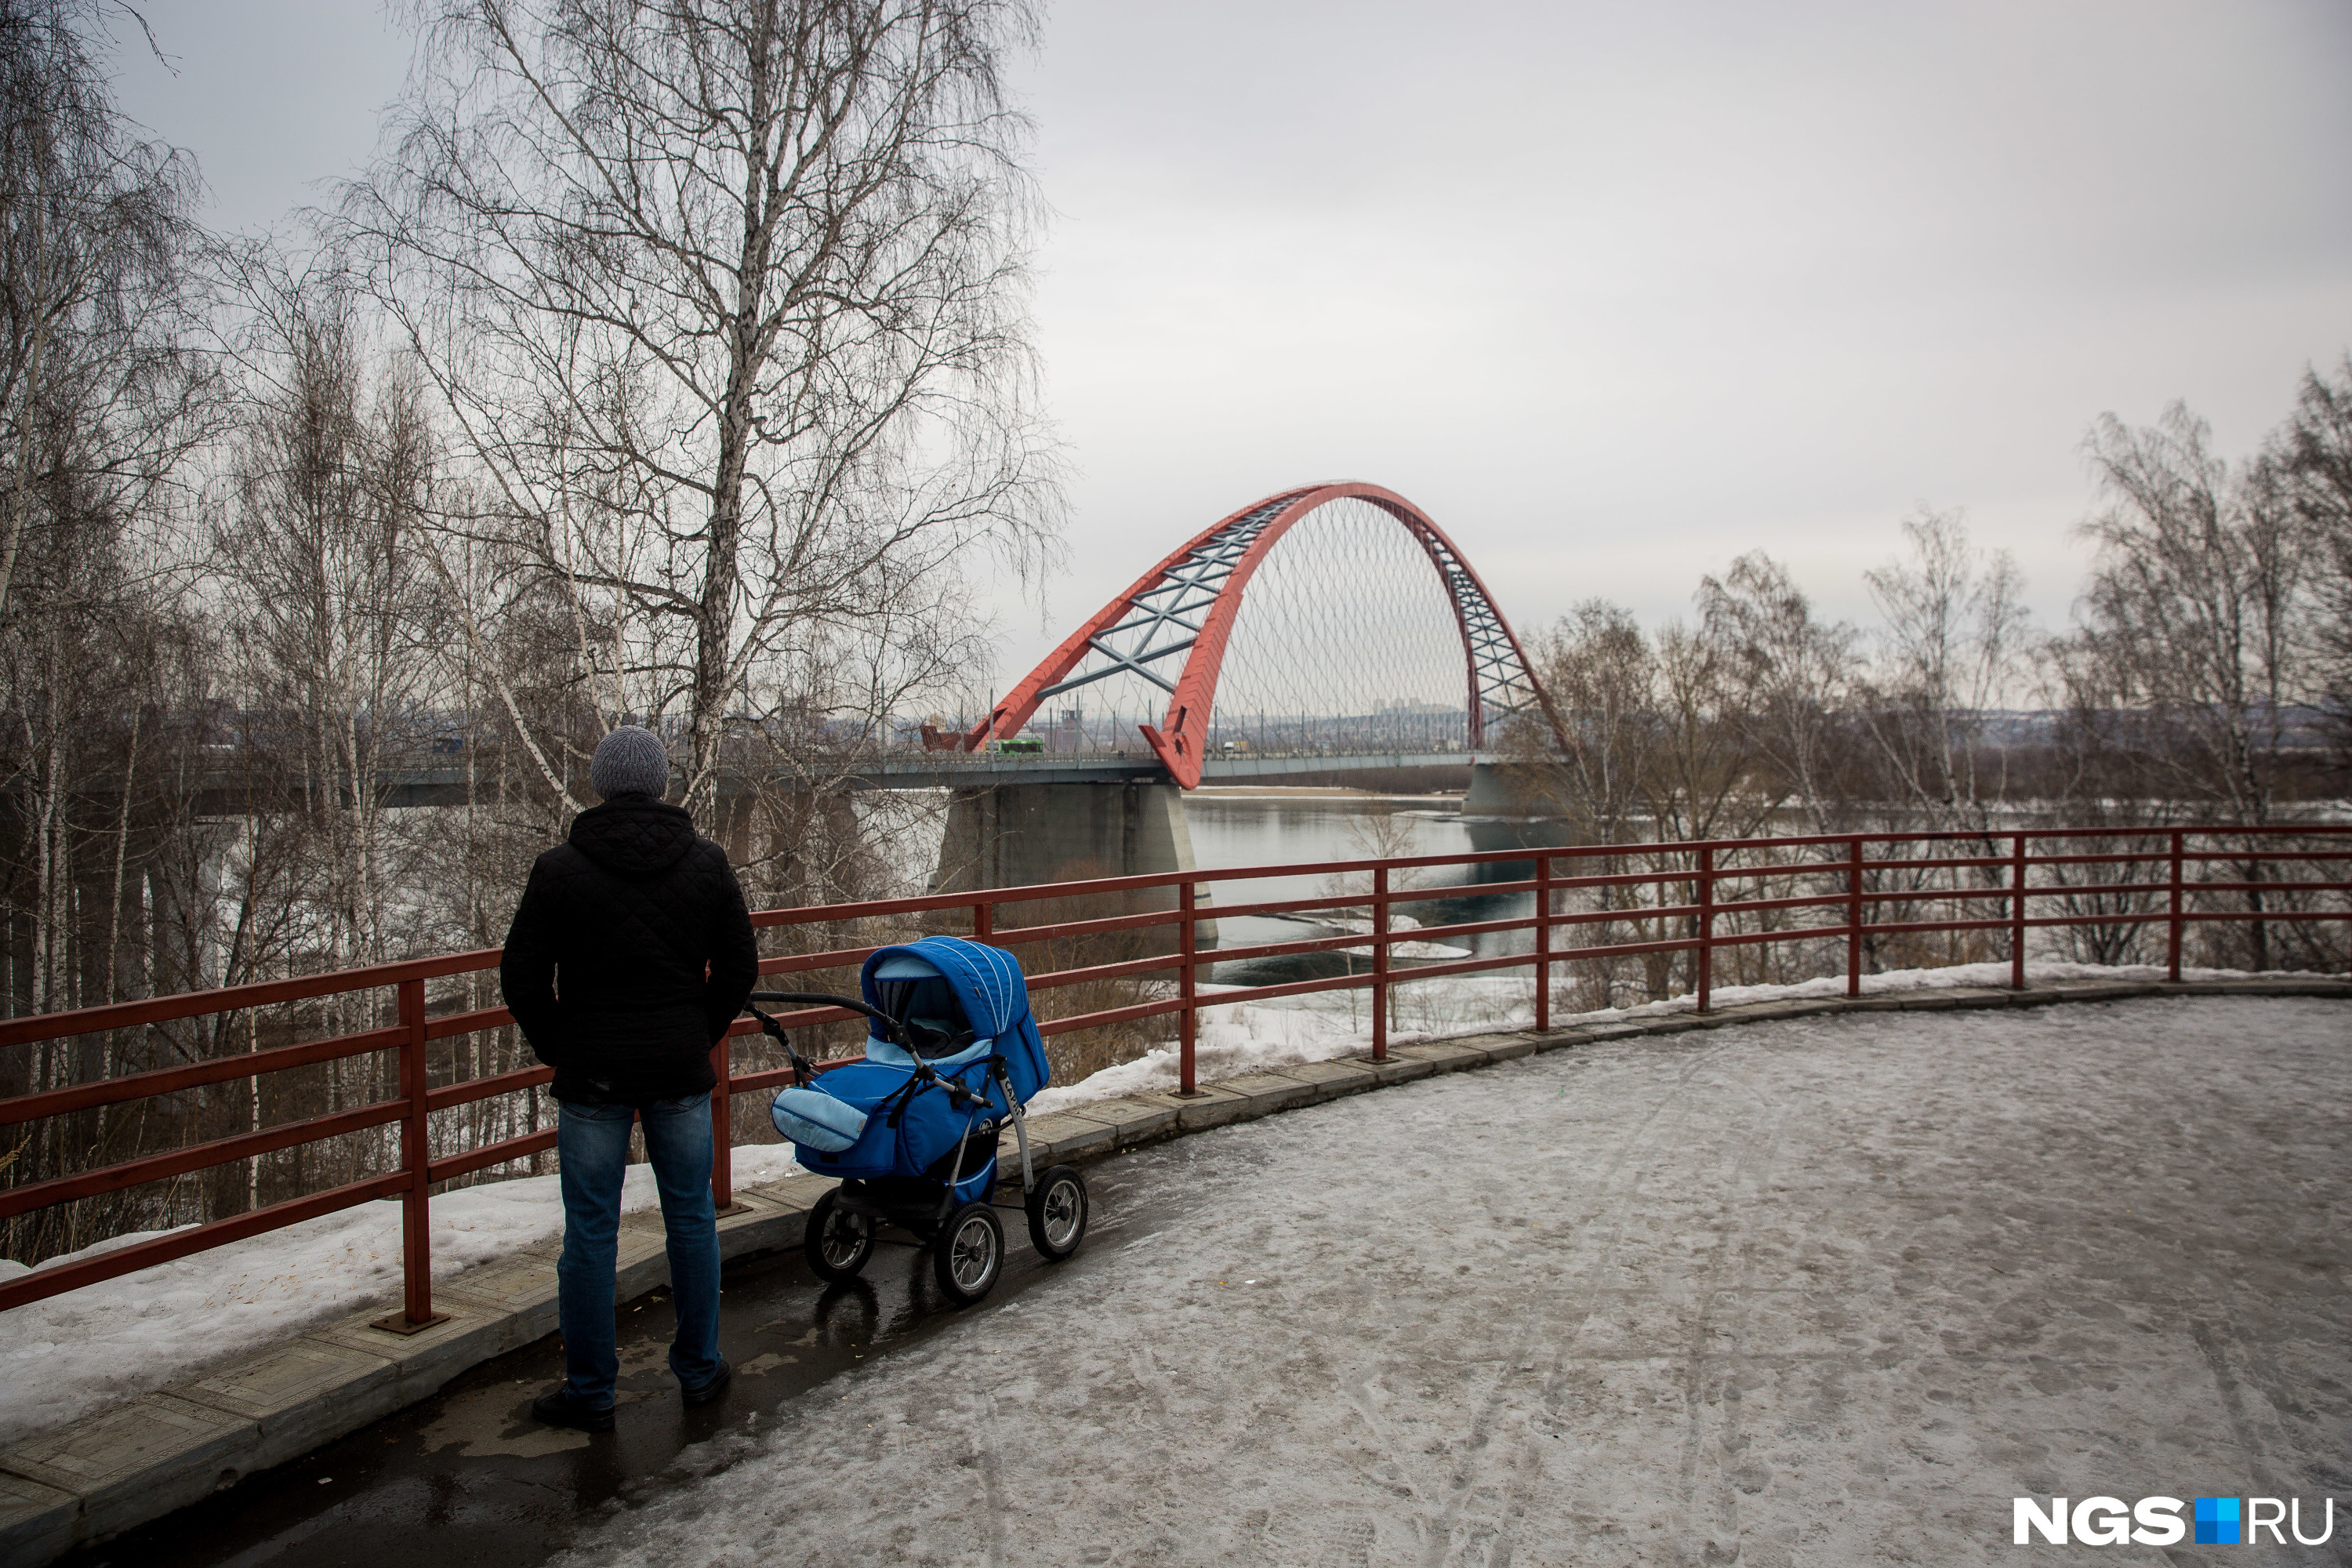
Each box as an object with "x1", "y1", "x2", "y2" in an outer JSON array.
[
  {"x1": 213, "y1": 267, "x2": 452, "y2": 986},
  {"x1": 2067, "y1": 403, "x2": 2310, "y2": 827},
  {"x1": 2060, "y1": 401, "x2": 2323, "y2": 970},
  {"x1": 0, "y1": 0, "x2": 208, "y2": 626},
  {"x1": 1859, "y1": 509, "x2": 2033, "y2": 832},
  {"x1": 1512, "y1": 601, "x2": 1779, "y2": 1004},
  {"x1": 1696, "y1": 551, "x2": 1857, "y2": 833},
  {"x1": 2269, "y1": 356, "x2": 2352, "y2": 770},
  {"x1": 341, "y1": 0, "x2": 1058, "y2": 821},
  {"x1": 0, "y1": 0, "x2": 209, "y2": 1036},
  {"x1": 1518, "y1": 601, "x2": 1653, "y2": 844}
]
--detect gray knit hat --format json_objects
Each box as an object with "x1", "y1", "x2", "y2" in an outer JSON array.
[{"x1": 589, "y1": 725, "x2": 670, "y2": 800}]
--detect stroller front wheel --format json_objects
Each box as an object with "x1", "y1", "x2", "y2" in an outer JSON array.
[
  {"x1": 932, "y1": 1201, "x2": 1005, "y2": 1305},
  {"x1": 1025, "y1": 1164, "x2": 1088, "y2": 1260},
  {"x1": 805, "y1": 1189, "x2": 875, "y2": 1282}
]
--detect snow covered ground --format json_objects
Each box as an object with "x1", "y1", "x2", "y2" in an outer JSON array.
[
  {"x1": 1029, "y1": 958, "x2": 2321, "y2": 1114},
  {"x1": 0, "y1": 1145, "x2": 804, "y2": 1446},
  {"x1": 548, "y1": 997, "x2": 2352, "y2": 1568},
  {"x1": 0, "y1": 961, "x2": 2331, "y2": 1450}
]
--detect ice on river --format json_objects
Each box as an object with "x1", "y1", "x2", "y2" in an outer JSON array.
[{"x1": 550, "y1": 996, "x2": 2352, "y2": 1568}]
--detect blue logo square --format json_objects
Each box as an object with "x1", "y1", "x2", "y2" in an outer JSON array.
[{"x1": 2194, "y1": 1497, "x2": 2241, "y2": 1545}]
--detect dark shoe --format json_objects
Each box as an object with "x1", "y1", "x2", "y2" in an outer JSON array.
[
  {"x1": 532, "y1": 1387, "x2": 615, "y2": 1432},
  {"x1": 682, "y1": 1357, "x2": 732, "y2": 1409}
]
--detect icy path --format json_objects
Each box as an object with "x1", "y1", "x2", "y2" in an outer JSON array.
[{"x1": 551, "y1": 998, "x2": 2352, "y2": 1568}]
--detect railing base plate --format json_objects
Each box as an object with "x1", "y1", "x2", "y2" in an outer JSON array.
[{"x1": 368, "y1": 1310, "x2": 452, "y2": 1336}]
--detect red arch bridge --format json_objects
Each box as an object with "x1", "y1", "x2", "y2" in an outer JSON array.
[
  {"x1": 866, "y1": 482, "x2": 1562, "y2": 891},
  {"x1": 919, "y1": 481, "x2": 1550, "y2": 786}
]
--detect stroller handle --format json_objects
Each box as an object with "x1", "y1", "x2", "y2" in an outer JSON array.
[
  {"x1": 743, "y1": 992, "x2": 988, "y2": 1109},
  {"x1": 746, "y1": 990, "x2": 895, "y2": 1029}
]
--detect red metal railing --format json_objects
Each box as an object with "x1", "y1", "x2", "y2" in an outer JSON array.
[{"x1": 2, "y1": 824, "x2": 2346, "y2": 1322}]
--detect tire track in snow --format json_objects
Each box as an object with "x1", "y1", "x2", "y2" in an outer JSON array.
[
  {"x1": 1493, "y1": 1033, "x2": 1759, "y2": 1560},
  {"x1": 1667, "y1": 1041, "x2": 1791, "y2": 1566}
]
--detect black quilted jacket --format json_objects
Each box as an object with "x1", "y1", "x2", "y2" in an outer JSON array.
[{"x1": 499, "y1": 794, "x2": 759, "y2": 1105}]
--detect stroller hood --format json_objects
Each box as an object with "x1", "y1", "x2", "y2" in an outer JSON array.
[{"x1": 858, "y1": 936, "x2": 1050, "y2": 1104}]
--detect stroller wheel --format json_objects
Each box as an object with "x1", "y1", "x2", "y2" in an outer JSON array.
[
  {"x1": 932, "y1": 1201, "x2": 1004, "y2": 1305},
  {"x1": 1025, "y1": 1165, "x2": 1088, "y2": 1260},
  {"x1": 804, "y1": 1190, "x2": 874, "y2": 1282}
]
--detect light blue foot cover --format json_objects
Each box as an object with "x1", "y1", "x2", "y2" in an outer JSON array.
[{"x1": 769, "y1": 1086, "x2": 868, "y2": 1152}]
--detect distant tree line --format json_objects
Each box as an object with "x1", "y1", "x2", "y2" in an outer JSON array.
[{"x1": 1506, "y1": 362, "x2": 2352, "y2": 1001}]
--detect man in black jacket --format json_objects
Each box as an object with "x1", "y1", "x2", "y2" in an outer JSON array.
[{"x1": 500, "y1": 726, "x2": 759, "y2": 1432}]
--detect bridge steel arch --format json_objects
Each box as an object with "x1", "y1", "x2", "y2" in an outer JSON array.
[{"x1": 967, "y1": 482, "x2": 1560, "y2": 789}]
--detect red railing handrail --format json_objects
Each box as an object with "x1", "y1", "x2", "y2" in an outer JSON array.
[
  {"x1": 5, "y1": 822, "x2": 2342, "y2": 1052},
  {"x1": 1, "y1": 822, "x2": 2346, "y2": 1317}
]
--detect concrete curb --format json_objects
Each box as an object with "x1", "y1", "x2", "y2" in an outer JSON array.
[{"x1": 4, "y1": 976, "x2": 2345, "y2": 1563}]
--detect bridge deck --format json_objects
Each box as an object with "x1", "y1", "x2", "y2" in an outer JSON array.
[
  {"x1": 92, "y1": 751, "x2": 1486, "y2": 808},
  {"x1": 848, "y1": 750, "x2": 1475, "y2": 789}
]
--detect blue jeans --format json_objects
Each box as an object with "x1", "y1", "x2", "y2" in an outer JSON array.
[{"x1": 555, "y1": 1094, "x2": 724, "y2": 1409}]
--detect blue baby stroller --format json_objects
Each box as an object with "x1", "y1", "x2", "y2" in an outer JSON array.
[{"x1": 743, "y1": 936, "x2": 1088, "y2": 1305}]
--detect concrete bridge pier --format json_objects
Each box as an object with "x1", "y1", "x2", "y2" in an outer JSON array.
[
  {"x1": 1464, "y1": 757, "x2": 1552, "y2": 816},
  {"x1": 935, "y1": 782, "x2": 1216, "y2": 953}
]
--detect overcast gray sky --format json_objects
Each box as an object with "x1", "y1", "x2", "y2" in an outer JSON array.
[{"x1": 112, "y1": 0, "x2": 2352, "y2": 678}]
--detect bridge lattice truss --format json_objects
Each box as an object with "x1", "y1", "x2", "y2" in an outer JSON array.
[{"x1": 963, "y1": 482, "x2": 1559, "y2": 788}]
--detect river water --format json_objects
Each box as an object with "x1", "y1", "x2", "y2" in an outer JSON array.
[{"x1": 1181, "y1": 791, "x2": 1574, "y2": 985}]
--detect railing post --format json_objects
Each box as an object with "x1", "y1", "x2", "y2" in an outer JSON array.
[
  {"x1": 1695, "y1": 845, "x2": 1715, "y2": 1014},
  {"x1": 2009, "y1": 834, "x2": 2027, "y2": 991},
  {"x1": 2335, "y1": 830, "x2": 2352, "y2": 982},
  {"x1": 1534, "y1": 854, "x2": 1552, "y2": 1033},
  {"x1": 1178, "y1": 879, "x2": 1198, "y2": 1095},
  {"x1": 708, "y1": 1036, "x2": 734, "y2": 1212},
  {"x1": 1370, "y1": 866, "x2": 1390, "y2": 1062},
  {"x1": 376, "y1": 976, "x2": 446, "y2": 1333},
  {"x1": 2168, "y1": 830, "x2": 2185, "y2": 982},
  {"x1": 1846, "y1": 837, "x2": 1864, "y2": 998},
  {"x1": 972, "y1": 898, "x2": 993, "y2": 945}
]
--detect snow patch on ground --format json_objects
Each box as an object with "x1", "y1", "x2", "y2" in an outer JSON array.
[
  {"x1": 1575, "y1": 957, "x2": 2321, "y2": 1017},
  {"x1": 1027, "y1": 960, "x2": 2328, "y2": 1116},
  {"x1": 0, "y1": 1144, "x2": 803, "y2": 1446},
  {"x1": 1025, "y1": 987, "x2": 1363, "y2": 1116}
]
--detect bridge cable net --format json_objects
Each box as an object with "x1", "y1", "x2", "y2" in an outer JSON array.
[{"x1": 1029, "y1": 497, "x2": 1474, "y2": 761}]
